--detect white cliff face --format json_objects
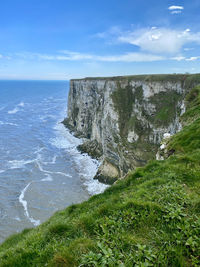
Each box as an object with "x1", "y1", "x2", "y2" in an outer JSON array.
[
  {"x1": 127, "y1": 131, "x2": 139, "y2": 143},
  {"x1": 67, "y1": 79, "x2": 119, "y2": 141},
  {"x1": 64, "y1": 75, "x2": 194, "y2": 183},
  {"x1": 156, "y1": 132, "x2": 173, "y2": 161},
  {"x1": 129, "y1": 80, "x2": 184, "y2": 98}
]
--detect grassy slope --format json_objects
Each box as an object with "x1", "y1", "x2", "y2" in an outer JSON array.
[{"x1": 0, "y1": 87, "x2": 200, "y2": 266}]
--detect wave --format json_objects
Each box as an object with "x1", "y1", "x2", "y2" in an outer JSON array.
[
  {"x1": 34, "y1": 147, "x2": 45, "y2": 155},
  {"x1": 8, "y1": 107, "x2": 19, "y2": 114},
  {"x1": 18, "y1": 102, "x2": 25, "y2": 107},
  {"x1": 0, "y1": 121, "x2": 18, "y2": 126},
  {"x1": 51, "y1": 155, "x2": 57, "y2": 164},
  {"x1": 8, "y1": 154, "x2": 71, "y2": 178},
  {"x1": 36, "y1": 160, "x2": 72, "y2": 178},
  {"x1": 8, "y1": 102, "x2": 25, "y2": 114},
  {"x1": 51, "y1": 122, "x2": 109, "y2": 195},
  {"x1": 39, "y1": 155, "x2": 57, "y2": 165},
  {"x1": 74, "y1": 153, "x2": 109, "y2": 195},
  {"x1": 19, "y1": 183, "x2": 40, "y2": 226},
  {"x1": 50, "y1": 123, "x2": 82, "y2": 149},
  {"x1": 8, "y1": 159, "x2": 36, "y2": 169},
  {"x1": 84, "y1": 179, "x2": 109, "y2": 195},
  {"x1": 41, "y1": 174, "x2": 53, "y2": 182}
]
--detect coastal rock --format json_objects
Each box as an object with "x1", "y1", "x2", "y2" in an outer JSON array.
[{"x1": 94, "y1": 159, "x2": 119, "y2": 184}]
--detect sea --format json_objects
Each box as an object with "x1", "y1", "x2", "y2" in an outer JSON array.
[{"x1": 0, "y1": 80, "x2": 108, "y2": 243}]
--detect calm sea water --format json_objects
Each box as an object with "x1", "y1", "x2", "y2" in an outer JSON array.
[{"x1": 0, "y1": 81, "x2": 107, "y2": 243}]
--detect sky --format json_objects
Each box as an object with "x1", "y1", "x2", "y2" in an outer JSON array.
[{"x1": 0, "y1": 0, "x2": 200, "y2": 80}]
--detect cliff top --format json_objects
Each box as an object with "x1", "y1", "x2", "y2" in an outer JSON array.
[{"x1": 71, "y1": 73, "x2": 200, "y2": 83}]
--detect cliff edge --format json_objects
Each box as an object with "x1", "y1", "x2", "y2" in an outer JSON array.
[{"x1": 63, "y1": 74, "x2": 200, "y2": 183}]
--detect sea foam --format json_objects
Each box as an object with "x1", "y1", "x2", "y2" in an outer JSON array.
[
  {"x1": 8, "y1": 102, "x2": 25, "y2": 114},
  {"x1": 41, "y1": 174, "x2": 53, "y2": 182},
  {"x1": 36, "y1": 158, "x2": 72, "y2": 178},
  {"x1": 19, "y1": 183, "x2": 40, "y2": 226},
  {"x1": 8, "y1": 107, "x2": 19, "y2": 114},
  {"x1": 0, "y1": 121, "x2": 18, "y2": 126},
  {"x1": 8, "y1": 159, "x2": 36, "y2": 169},
  {"x1": 51, "y1": 122, "x2": 109, "y2": 195}
]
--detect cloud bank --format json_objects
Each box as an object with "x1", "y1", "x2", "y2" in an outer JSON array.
[
  {"x1": 119, "y1": 27, "x2": 200, "y2": 54},
  {"x1": 6, "y1": 26, "x2": 200, "y2": 65},
  {"x1": 15, "y1": 51, "x2": 164, "y2": 63},
  {"x1": 13, "y1": 50, "x2": 200, "y2": 64}
]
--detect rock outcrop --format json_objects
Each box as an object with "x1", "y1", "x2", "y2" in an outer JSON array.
[{"x1": 63, "y1": 74, "x2": 200, "y2": 184}]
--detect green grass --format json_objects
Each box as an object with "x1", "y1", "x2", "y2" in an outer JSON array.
[
  {"x1": 0, "y1": 85, "x2": 200, "y2": 266},
  {"x1": 111, "y1": 82, "x2": 136, "y2": 136},
  {"x1": 149, "y1": 91, "x2": 182, "y2": 126},
  {"x1": 71, "y1": 73, "x2": 200, "y2": 84},
  {"x1": 168, "y1": 85, "x2": 200, "y2": 154}
]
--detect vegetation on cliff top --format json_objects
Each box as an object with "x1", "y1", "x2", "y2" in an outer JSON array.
[
  {"x1": 71, "y1": 73, "x2": 200, "y2": 86},
  {"x1": 0, "y1": 86, "x2": 200, "y2": 266}
]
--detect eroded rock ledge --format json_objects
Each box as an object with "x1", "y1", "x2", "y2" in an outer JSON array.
[{"x1": 63, "y1": 74, "x2": 200, "y2": 184}]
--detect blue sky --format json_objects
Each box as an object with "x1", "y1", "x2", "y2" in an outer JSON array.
[{"x1": 0, "y1": 0, "x2": 200, "y2": 80}]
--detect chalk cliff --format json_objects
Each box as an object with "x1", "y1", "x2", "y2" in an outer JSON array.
[{"x1": 63, "y1": 74, "x2": 199, "y2": 184}]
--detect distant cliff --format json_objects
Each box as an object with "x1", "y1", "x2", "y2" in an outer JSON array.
[{"x1": 63, "y1": 74, "x2": 200, "y2": 184}]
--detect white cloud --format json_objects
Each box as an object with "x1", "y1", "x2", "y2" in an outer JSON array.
[
  {"x1": 168, "y1": 5, "x2": 184, "y2": 10},
  {"x1": 172, "y1": 56, "x2": 199, "y2": 61},
  {"x1": 119, "y1": 27, "x2": 200, "y2": 54},
  {"x1": 186, "y1": 56, "x2": 199, "y2": 61},
  {"x1": 15, "y1": 51, "x2": 93, "y2": 61},
  {"x1": 168, "y1": 5, "x2": 184, "y2": 14},
  {"x1": 11, "y1": 40, "x2": 200, "y2": 64},
  {"x1": 95, "y1": 26, "x2": 121, "y2": 39},
  {"x1": 171, "y1": 10, "x2": 182, "y2": 14},
  {"x1": 15, "y1": 51, "x2": 165, "y2": 63},
  {"x1": 172, "y1": 56, "x2": 186, "y2": 61},
  {"x1": 58, "y1": 51, "x2": 93, "y2": 60},
  {"x1": 95, "y1": 53, "x2": 164, "y2": 62},
  {"x1": 46, "y1": 51, "x2": 165, "y2": 62},
  {"x1": 184, "y1": 47, "x2": 194, "y2": 51},
  {"x1": 0, "y1": 54, "x2": 10, "y2": 60}
]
